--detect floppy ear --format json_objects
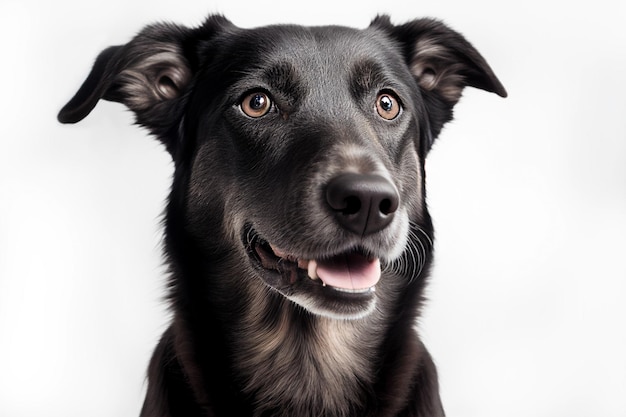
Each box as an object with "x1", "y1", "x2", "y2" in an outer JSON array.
[
  {"x1": 58, "y1": 15, "x2": 232, "y2": 153},
  {"x1": 371, "y1": 16, "x2": 507, "y2": 150}
]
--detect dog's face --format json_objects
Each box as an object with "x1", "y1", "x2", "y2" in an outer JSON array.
[
  {"x1": 59, "y1": 15, "x2": 506, "y2": 320},
  {"x1": 185, "y1": 24, "x2": 428, "y2": 319}
]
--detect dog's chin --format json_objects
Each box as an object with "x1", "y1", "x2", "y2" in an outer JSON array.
[{"x1": 243, "y1": 226, "x2": 380, "y2": 320}]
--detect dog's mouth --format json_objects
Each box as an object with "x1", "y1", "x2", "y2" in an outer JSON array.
[{"x1": 244, "y1": 226, "x2": 381, "y2": 296}]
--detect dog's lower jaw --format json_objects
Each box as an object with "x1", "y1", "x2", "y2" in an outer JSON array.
[{"x1": 287, "y1": 291, "x2": 378, "y2": 320}]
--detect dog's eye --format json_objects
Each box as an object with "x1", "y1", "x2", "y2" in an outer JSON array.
[
  {"x1": 241, "y1": 92, "x2": 272, "y2": 118},
  {"x1": 376, "y1": 92, "x2": 401, "y2": 120}
]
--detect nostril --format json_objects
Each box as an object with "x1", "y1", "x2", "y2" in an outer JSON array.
[
  {"x1": 379, "y1": 198, "x2": 393, "y2": 215},
  {"x1": 343, "y1": 196, "x2": 361, "y2": 215}
]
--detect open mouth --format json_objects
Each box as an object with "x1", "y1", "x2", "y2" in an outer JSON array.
[{"x1": 244, "y1": 226, "x2": 381, "y2": 295}]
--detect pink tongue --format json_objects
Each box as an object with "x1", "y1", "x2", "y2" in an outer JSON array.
[{"x1": 316, "y1": 253, "x2": 381, "y2": 290}]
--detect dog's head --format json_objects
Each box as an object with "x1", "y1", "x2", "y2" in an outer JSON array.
[{"x1": 59, "y1": 15, "x2": 505, "y2": 320}]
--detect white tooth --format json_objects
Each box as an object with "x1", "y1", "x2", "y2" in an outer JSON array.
[{"x1": 307, "y1": 260, "x2": 319, "y2": 280}]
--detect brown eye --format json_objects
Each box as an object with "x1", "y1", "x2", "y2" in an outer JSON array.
[
  {"x1": 241, "y1": 91, "x2": 272, "y2": 118},
  {"x1": 376, "y1": 92, "x2": 401, "y2": 120}
]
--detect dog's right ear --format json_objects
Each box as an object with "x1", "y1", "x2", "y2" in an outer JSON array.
[{"x1": 58, "y1": 15, "x2": 233, "y2": 151}]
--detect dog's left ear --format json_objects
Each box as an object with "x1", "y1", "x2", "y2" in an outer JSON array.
[
  {"x1": 58, "y1": 15, "x2": 233, "y2": 154},
  {"x1": 372, "y1": 16, "x2": 507, "y2": 149},
  {"x1": 57, "y1": 24, "x2": 195, "y2": 135}
]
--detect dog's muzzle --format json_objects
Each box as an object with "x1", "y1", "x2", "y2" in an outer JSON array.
[{"x1": 241, "y1": 172, "x2": 402, "y2": 318}]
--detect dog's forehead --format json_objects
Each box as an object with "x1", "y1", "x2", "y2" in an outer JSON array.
[
  {"x1": 246, "y1": 24, "x2": 389, "y2": 60},
  {"x1": 215, "y1": 24, "x2": 404, "y2": 89}
]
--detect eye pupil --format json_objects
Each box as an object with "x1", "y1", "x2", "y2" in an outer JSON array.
[
  {"x1": 380, "y1": 96, "x2": 393, "y2": 111},
  {"x1": 250, "y1": 94, "x2": 266, "y2": 110}
]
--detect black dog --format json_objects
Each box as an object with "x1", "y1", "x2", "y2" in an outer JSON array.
[{"x1": 59, "y1": 14, "x2": 506, "y2": 417}]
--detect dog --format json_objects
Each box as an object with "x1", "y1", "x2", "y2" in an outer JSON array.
[{"x1": 58, "y1": 14, "x2": 506, "y2": 417}]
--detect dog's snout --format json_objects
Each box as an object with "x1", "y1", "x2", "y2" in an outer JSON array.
[{"x1": 325, "y1": 173, "x2": 399, "y2": 236}]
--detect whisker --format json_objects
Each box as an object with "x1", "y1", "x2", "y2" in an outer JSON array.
[{"x1": 385, "y1": 221, "x2": 433, "y2": 283}]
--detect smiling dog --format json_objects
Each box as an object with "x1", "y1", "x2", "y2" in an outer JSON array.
[{"x1": 59, "y1": 14, "x2": 506, "y2": 417}]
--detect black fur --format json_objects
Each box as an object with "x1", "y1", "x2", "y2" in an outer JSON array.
[{"x1": 59, "y1": 14, "x2": 506, "y2": 417}]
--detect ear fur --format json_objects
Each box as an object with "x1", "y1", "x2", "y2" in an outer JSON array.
[
  {"x1": 58, "y1": 15, "x2": 233, "y2": 151},
  {"x1": 371, "y1": 16, "x2": 507, "y2": 148},
  {"x1": 58, "y1": 23, "x2": 193, "y2": 124}
]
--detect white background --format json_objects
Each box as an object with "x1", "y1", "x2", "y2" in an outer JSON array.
[{"x1": 1, "y1": 1, "x2": 625, "y2": 416}]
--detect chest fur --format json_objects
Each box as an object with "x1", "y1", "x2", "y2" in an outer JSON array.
[{"x1": 232, "y1": 290, "x2": 381, "y2": 417}]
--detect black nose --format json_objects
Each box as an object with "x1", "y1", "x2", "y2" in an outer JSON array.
[{"x1": 325, "y1": 173, "x2": 399, "y2": 236}]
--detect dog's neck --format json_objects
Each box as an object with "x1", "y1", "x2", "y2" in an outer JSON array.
[{"x1": 230, "y1": 285, "x2": 383, "y2": 417}]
